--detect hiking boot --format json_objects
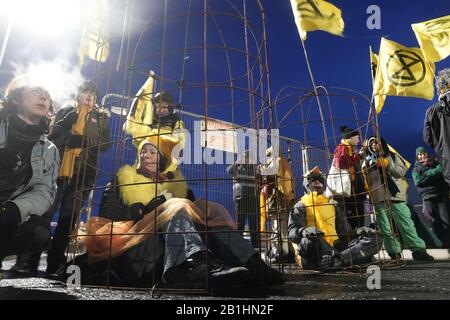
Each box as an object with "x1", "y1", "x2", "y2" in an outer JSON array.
[
  {"x1": 245, "y1": 254, "x2": 284, "y2": 286},
  {"x1": 164, "y1": 251, "x2": 251, "y2": 288},
  {"x1": 412, "y1": 250, "x2": 434, "y2": 261},
  {"x1": 10, "y1": 252, "x2": 40, "y2": 275}
]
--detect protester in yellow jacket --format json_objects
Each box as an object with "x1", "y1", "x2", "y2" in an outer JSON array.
[{"x1": 288, "y1": 167, "x2": 381, "y2": 271}]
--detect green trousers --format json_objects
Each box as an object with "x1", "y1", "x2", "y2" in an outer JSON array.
[{"x1": 375, "y1": 202, "x2": 426, "y2": 254}]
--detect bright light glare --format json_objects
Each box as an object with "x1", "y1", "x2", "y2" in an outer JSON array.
[
  {"x1": 15, "y1": 60, "x2": 83, "y2": 106},
  {"x1": 0, "y1": 0, "x2": 82, "y2": 37}
]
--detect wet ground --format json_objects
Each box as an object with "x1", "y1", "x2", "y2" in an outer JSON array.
[{"x1": 1, "y1": 258, "x2": 450, "y2": 300}]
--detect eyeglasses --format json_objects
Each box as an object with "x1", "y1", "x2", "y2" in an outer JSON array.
[{"x1": 28, "y1": 87, "x2": 51, "y2": 100}]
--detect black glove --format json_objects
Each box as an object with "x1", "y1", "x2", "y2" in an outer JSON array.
[
  {"x1": 129, "y1": 203, "x2": 147, "y2": 221},
  {"x1": 60, "y1": 111, "x2": 78, "y2": 130},
  {"x1": 0, "y1": 202, "x2": 21, "y2": 228},
  {"x1": 143, "y1": 195, "x2": 167, "y2": 214},
  {"x1": 355, "y1": 226, "x2": 377, "y2": 237},
  {"x1": 66, "y1": 134, "x2": 84, "y2": 149},
  {"x1": 301, "y1": 226, "x2": 324, "y2": 238}
]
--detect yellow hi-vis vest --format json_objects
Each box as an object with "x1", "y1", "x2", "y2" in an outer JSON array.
[{"x1": 300, "y1": 192, "x2": 338, "y2": 246}]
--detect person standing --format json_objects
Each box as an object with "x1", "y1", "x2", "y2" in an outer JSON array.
[
  {"x1": 362, "y1": 136, "x2": 433, "y2": 261},
  {"x1": 44, "y1": 80, "x2": 111, "y2": 274},
  {"x1": 329, "y1": 126, "x2": 365, "y2": 229},
  {"x1": 424, "y1": 68, "x2": 450, "y2": 188},
  {"x1": 412, "y1": 147, "x2": 450, "y2": 247}
]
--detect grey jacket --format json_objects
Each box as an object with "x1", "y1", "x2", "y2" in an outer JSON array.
[
  {"x1": 363, "y1": 154, "x2": 407, "y2": 204},
  {"x1": 0, "y1": 118, "x2": 60, "y2": 223}
]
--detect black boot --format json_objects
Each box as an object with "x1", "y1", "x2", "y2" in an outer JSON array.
[
  {"x1": 10, "y1": 252, "x2": 40, "y2": 275},
  {"x1": 245, "y1": 254, "x2": 284, "y2": 285},
  {"x1": 164, "y1": 251, "x2": 252, "y2": 288},
  {"x1": 412, "y1": 250, "x2": 434, "y2": 261}
]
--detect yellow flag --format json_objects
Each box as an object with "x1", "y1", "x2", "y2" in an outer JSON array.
[
  {"x1": 369, "y1": 47, "x2": 386, "y2": 113},
  {"x1": 123, "y1": 75, "x2": 155, "y2": 147},
  {"x1": 412, "y1": 15, "x2": 450, "y2": 62},
  {"x1": 373, "y1": 38, "x2": 435, "y2": 101},
  {"x1": 388, "y1": 144, "x2": 411, "y2": 171},
  {"x1": 290, "y1": 0, "x2": 344, "y2": 40},
  {"x1": 79, "y1": 0, "x2": 110, "y2": 65}
]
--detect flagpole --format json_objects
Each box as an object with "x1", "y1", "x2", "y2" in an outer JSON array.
[
  {"x1": 299, "y1": 36, "x2": 331, "y2": 159},
  {"x1": 115, "y1": 0, "x2": 130, "y2": 71},
  {"x1": 0, "y1": 18, "x2": 13, "y2": 69},
  {"x1": 366, "y1": 45, "x2": 375, "y2": 138}
]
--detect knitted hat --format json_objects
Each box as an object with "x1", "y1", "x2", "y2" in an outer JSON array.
[
  {"x1": 77, "y1": 80, "x2": 98, "y2": 98},
  {"x1": 416, "y1": 146, "x2": 427, "y2": 156},
  {"x1": 304, "y1": 166, "x2": 325, "y2": 185},
  {"x1": 340, "y1": 126, "x2": 359, "y2": 139},
  {"x1": 152, "y1": 91, "x2": 174, "y2": 105}
]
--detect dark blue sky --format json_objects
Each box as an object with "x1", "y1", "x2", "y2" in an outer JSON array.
[
  {"x1": 1, "y1": 0, "x2": 449, "y2": 167},
  {"x1": 264, "y1": 0, "x2": 450, "y2": 165}
]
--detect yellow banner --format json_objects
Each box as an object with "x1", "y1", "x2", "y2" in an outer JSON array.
[
  {"x1": 290, "y1": 0, "x2": 344, "y2": 40},
  {"x1": 373, "y1": 38, "x2": 435, "y2": 101},
  {"x1": 412, "y1": 15, "x2": 450, "y2": 62},
  {"x1": 79, "y1": 0, "x2": 110, "y2": 65}
]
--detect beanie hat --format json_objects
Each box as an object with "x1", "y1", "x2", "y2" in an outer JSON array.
[
  {"x1": 416, "y1": 146, "x2": 427, "y2": 156},
  {"x1": 340, "y1": 126, "x2": 359, "y2": 139},
  {"x1": 152, "y1": 91, "x2": 174, "y2": 105},
  {"x1": 305, "y1": 166, "x2": 325, "y2": 185},
  {"x1": 77, "y1": 80, "x2": 98, "y2": 98}
]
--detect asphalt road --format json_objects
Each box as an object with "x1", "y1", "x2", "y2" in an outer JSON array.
[{"x1": 1, "y1": 260, "x2": 450, "y2": 300}]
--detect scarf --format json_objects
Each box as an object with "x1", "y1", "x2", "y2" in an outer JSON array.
[
  {"x1": 340, "y1": 138, "x2": 358, "y2": 182},
  {"x1": 59, "y1": 105, "x2": 93, "y2": 178}
]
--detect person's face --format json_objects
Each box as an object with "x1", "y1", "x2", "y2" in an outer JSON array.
[
  {"x1": 19, "y1": 87, "x2": 51, "y2": 120},
  {"x1": 77, "y1": 90, "x2": 96, "y2": 107},
  {"x1": 140, "y1": 144, "x2": 160, "y2": 176},
  {"x1": 309, "y1": 179, "x2": 324, "y2": 193},
  {"x1": 417, "y1": 152, "x2": 430, "y2": 165},
  {"x1": 155, "y1": 102, "x2": 170, "y2": 117},
  {"x1": 350, "y1": 135, "x2": 360, "y2": 146},
  {"x1": 370, "y1": 139, "x2": 382, "y2": 154}
]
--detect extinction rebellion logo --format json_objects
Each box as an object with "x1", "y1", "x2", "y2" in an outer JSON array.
[{"x1": 386, "y1": 50, "x2": 426, "y2": 87}]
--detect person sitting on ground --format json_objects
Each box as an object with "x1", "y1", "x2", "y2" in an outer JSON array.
[
  {"x1": 0, "y1": 75, "x2": 59, "y2": 272},
  {"x1": 361, "y1": 136, "x2": 434, "y2": 261},
  {"x1": 288, "y1": 167, "x2": 381, "y2": 271},
  {"x1": 65, "y1": 137, "x2": 283, "y2": 288},
  {"x1": 412, "y1": 146, "x2": 450, "y2": 247}
]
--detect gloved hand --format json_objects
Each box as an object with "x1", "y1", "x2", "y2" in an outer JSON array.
[
  {"x1": 60, "y1": 111, "x2": 78, "y2": 130},
  {"x1": 376, "y1": 157, "x2": 390, "y2": 168},
  {"x1": 129, "y1": 203, "x2": 147, "y2": 221},
  {"x1": 355, "y1": 226, "x2": 377, "y2": 237},
  {"x1": 142, "y1": 195, "x2": 167, "y2": 215},
  {"x1": 0, "y1": 202, "x2": 21, "y2": 228},
  {"x1": 301, "y1": 226, "x2": 325, "y2": 238},
  {"x1": 66, "y1": 134, "x2": 84, "y2": 149}
]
